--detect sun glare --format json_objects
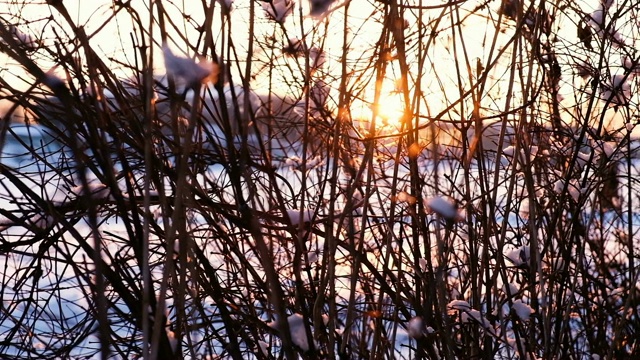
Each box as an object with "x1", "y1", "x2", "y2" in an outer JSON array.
[
  {"x1": 348, "y1": 92, "x2": 407, "y2": 139},
  {"x1": 374, "y1": 92, "x2": 406, "y2": 130}
]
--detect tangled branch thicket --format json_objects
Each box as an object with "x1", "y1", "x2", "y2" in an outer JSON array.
[{"x1": 0, "y1": 0, "x2": 639, "y2": 358}]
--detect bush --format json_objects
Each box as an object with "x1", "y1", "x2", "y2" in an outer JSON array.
[{"x1": 0, "y1": 0, "x2": 639, "y2": 359}]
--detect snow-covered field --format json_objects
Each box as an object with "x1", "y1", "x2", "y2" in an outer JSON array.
[{"x1": 1, "y1": 116, "x2": 640, "y2": 358}]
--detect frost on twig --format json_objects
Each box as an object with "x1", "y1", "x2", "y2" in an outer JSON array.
[
  {"x1": 284, "y1": 208, "x2": 315, "y2": 226},
  {"x1": 504, "y1": 245, "x2": 531, "y2": 267},
  {"x1": 284, "y1": 155, "x2": 324, "y2": 171},
  {"x1": 69, "y1": 183, "x2": 111, "y2": 200},
  {"x1": 447, "y1": 300, "x2": 494, "y2": 334},
  {"x1": 162, "y1": 43, "x2": 219, "y2": 88},
  {"x1": 511, "y1": 299, "x2": 535, "y2": 321},
  {"x1": 3, "y1": 24, "x2": 39, "y2": 50},
  {"x1": 267, "y1": 313, "x2": 316, "y2": 352},
  {"x1": 424, "y1": 196, "x2": 462, "y2": 221},
  {"x1": 600, "y1": 74, "x2": 631, "y2": 106},
  {"x1": 0, "y1": 212, "x2": 55, "y2": 232},
  {"x1": 408, "y1": 316, "x2": 433, "y2": 339},
  {"x1": 586, "y1": 2, "x2": 626, "y2": 47},
  {"x1": 262, "y1": 0, "x2": 294, "y2": 23}
]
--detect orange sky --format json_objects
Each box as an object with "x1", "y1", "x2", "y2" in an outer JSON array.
[{"x1": 2, "y1": 0, "x2": 637, "y2": 137}]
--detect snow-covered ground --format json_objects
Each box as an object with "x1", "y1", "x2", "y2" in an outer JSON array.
[{"x1": 2, "y1": 119, "x2": 639, "y2": 358}]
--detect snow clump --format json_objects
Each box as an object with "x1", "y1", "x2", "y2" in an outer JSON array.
[
  {"x1": 162, "y1": 43, "x2": 218, "y2": 87},
  {"x1": 505, "y1": 245, "x2": 530, "y2": 267},
  {"x1": 267, "y1": 313, "x2": 315, "y2": 352},
  {"x1": 511, "y1": 299, "x2": 535, "y2": 321},
  {"x1": 425, "y1": 196, "x2": 460, "y2": 221}
]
